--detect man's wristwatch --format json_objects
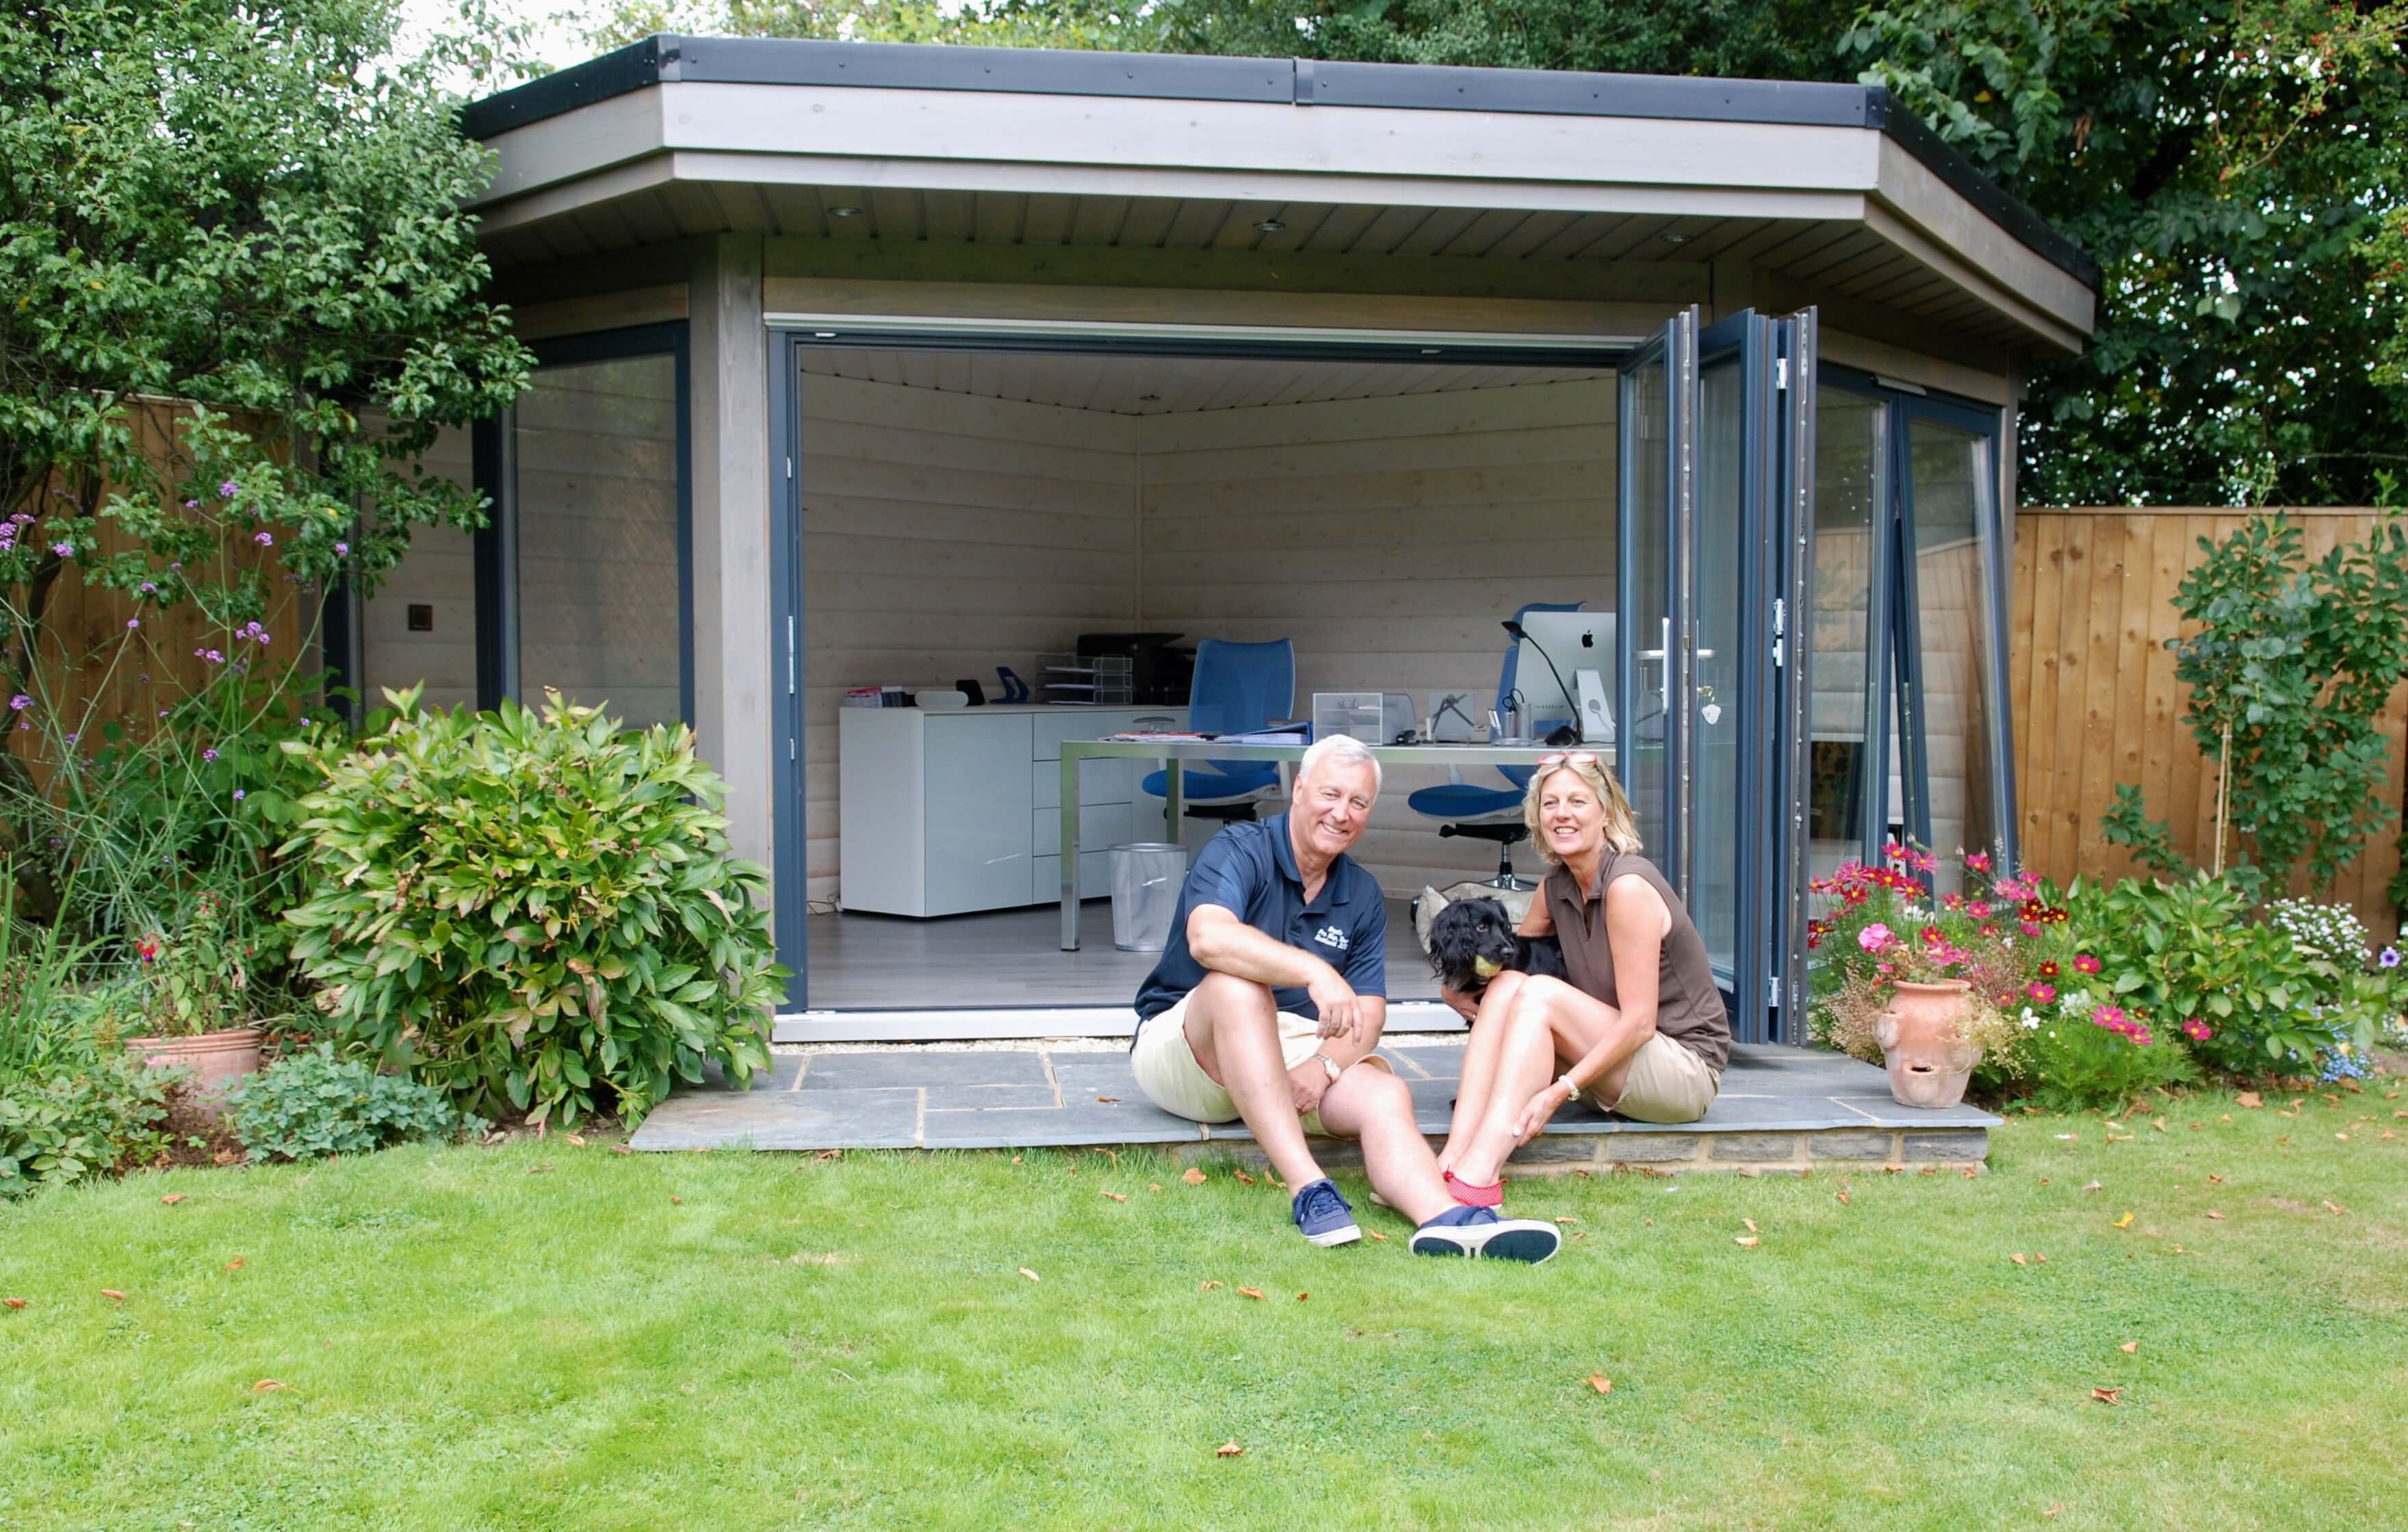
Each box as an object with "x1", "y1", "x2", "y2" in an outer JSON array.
[
  {"x1": 1557, "y1": 1071, "x2": 1585, "y2": 1103},
  {"x1": 1312, "y1": 1052, "x2": 1343, "y2": 1082}
]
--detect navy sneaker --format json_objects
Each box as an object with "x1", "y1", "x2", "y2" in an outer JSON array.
[
  {"x1": 1409, "y1": 1204, "x2": 1560, "y2": 1264},
  {"x1": 1291, "y1": 1178, "x2": 1361, "y2": 1247}
]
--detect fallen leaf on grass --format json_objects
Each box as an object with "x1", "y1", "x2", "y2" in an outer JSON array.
[
  {"x1": 2, "y1": 1298, "x2": 24, "y2": 1310},
  {"x1": 1215, "y1": 1440, "x2": 1244, "y2": 1458},
  {"x1": 2322, "y1": 1200, "x2": 2346, "y2": 1216},
  {"x1": 669, "y1": 1195, "x2": 684, "y2": 1204},
  {"x1": 1733, "y1": 1236, "x2": 1759, "y2": 1248},
  {"x1": 2119, "y1": 1341, "x2": 2138, "y2": 1354},
  {"x1": 1148, "y1": 1182, "x2": 1163, "y2": 1192},
  {"x1": 2010, "y1": 1253, "x2": 2029, "y2": 1266},
  {"x1": 1742, "y1": 1218, "x2": 1759, "y2": 1234},
  {"x1": 1555, "y1": 1216, "x2": 1583, "y2": 1226},
  {"x1": 816, "y1": 1148, "x2": 842, "y2": 1163},
  {"x1": 1835, "y1": 1189, "x2": 1851, "y2": 1206},
  {"x1": 1367, "y1": 1231, "x2": 1388, "y2": 1242},
  {"x1": 1018, "y1": 1267, "x2": 1041, "y2": 1283},
  {"x1": 2152, "y1": 1117, "x2": 2167, "y2": 1132},
  {"x1": 252, "y1": 1379, "x2": 287, "y2": 1394},
  {"x1": 224, "y1": 1258, "x2": 244, "y2": 1272},
  {"x1": 2208, "y1": 1174, "x2": 2223, "y2": 1184},
  {"x1": 1181, "y1": 1167, "x2": 1208, "y2": 1185},
  {"x1": 565, "y1": 1134, "x2": 586, "y2": 1148},
  {"x1": 2080, "y1": 1180, "x2": 2103, "y2": 1193},
  {"x1": 2207, "y1": 1210, "x2": 2225, "y2": 1220},
  {"x1": 1586, "y1": 1373, "x2": 1612, "y2": 1394},
  {"x1": 611, "y1": 1145, "x2": 632, "y2": 1156},
  {"x1": 2236, "y1": 1091, "x2": 2262, "y2": 1109},
  {"x1": 2090, "y1": 1387, "x2": 2121, "y2": 1405},
  {"x1": 2384, "y1": 1131, "x2": 2397, "y2": 1140},
  {"x1": 2335, "y1": 1132, "x2": 2350, "y2": 1142},
  {"x1": 1238, "y1": 1286, "x2": 1265, "y2": 1301},
  {"x1": 1100, "y1": 1191, "x2": 1128, "y2": 1203},
  {"x1": 1295, "y1": 1292, "x2": 1309, "y2": 1303},
  {"x1": 160, "y1": 1193, "x2": 187, "y2": 1205},
  {"x1": 100, "y1": 1289, "x2": 126, "y2": 1302},
  {"x1": 1232, "y1": 1169, "x2": 1256, "y2": 1186},
  {"x1": 2112, "y1": 1212, "x2": 2134, "y2": 1228},
  {"x1": 1201, "y1": 1280, "x2": 1222, "y2": 1292},
  {"x1": 2034, "y1": 1252, "x2": 2048, "y2": 1262},
  {"x1": 528, "y1": 1165, "x2": 554, "y2": 1175}
]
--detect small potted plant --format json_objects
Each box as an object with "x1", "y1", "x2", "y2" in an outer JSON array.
[
  {"x1": 118, "y1": 890, "x2": 264, "y2": 1109},
  {"x1": 1808, "y1": 845, "x2": 2063, "y2": 1108}
]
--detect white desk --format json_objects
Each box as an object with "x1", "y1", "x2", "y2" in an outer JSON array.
[
  {"x1": 1055, "y1": 738, "x2": 1566, "y2": 949},
  {"x1": 839, "y1": 705, "x2": 1174, "y2": 917}
]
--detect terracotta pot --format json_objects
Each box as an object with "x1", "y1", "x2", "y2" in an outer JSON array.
[
  {"x1": 1873, "y1": 981, "x2": 1980, "y2": 1110},
  {"x1": 127, "y1": 1028, "x2": 263, "y2": 1110}
]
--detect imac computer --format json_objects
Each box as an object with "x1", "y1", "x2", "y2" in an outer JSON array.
[{"x1": 1513, "y1": 611, "x2": 1616, "y2": 744}]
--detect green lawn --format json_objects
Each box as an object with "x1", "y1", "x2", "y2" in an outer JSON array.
[{"x1": 3, "y1": 1087, "x2": 2403, "y2": 1531}]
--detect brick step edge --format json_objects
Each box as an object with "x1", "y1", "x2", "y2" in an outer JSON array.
[{"x1": 1172, "y1": 1127, "x2": 1989, "y2": 1178}]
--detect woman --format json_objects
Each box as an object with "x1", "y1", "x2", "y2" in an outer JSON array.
[{"x1": 1434, "y1": 751, "x2": 1730, "y2": 1206}]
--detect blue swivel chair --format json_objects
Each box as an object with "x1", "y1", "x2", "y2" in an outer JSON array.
[
  {"x1": 1406, "y1": 601, "x2": 1583, "y2": 890},
  {"x1": 1141, "y1": 637, "x2": 1294, "y2": 827}
]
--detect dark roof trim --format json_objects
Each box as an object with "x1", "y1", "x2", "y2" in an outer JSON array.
[{"x1": 463, "y1": 36, "x2": 2097, "y2": 291}]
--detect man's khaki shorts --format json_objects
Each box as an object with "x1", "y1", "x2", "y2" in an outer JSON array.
[
  {"x1": 1130, "y1": 994, "x2": 1391, "y2": 1137},
  {"x1": 1583, "y1": 1033, "x2": 1720, "y2": 1124}
]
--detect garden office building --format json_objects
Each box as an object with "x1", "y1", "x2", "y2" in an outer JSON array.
[{"x1": 341, "y1": 36, "x2": 2098, "y2": 1043}]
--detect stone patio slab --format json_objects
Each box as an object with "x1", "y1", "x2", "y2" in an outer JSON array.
[{"x1": 629, "y1": 1041, "x2": 2003, "y2": 1169}]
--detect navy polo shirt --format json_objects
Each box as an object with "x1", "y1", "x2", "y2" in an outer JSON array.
[{"x1": 1131, "y1": 814, "x2": 1388, "y2": 1037}]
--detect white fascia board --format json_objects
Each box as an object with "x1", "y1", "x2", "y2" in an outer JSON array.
[
  {"x1": 1872, "y1": 136, "x2": 2095, "y2": 342},
  {"x1": 474, "y1": 86, "x2": 664, "y2": 206}
]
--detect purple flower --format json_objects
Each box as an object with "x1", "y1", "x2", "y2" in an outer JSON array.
[
  {"x1": 50, "y1": 541, "x2": 73, "y2": 557},
  {"x1": 8, "y1": 694, "x2": 29, "y2": 712},
  {"x1": 2381, "y1": 947, "x2": 2401, "y2": 970},
  {"x1": 232, "y1": 789, "x2": 246, "y2": 802},
  {"x1": 139, "y1": 582, "x2": 157, "y2": 594},
  {"x1": 126, "y1": 617, "x2": 140, "y2": 629},
  {"x1": 334, "y1": 541, "x2": 349, "y2": 556},
  {"x1": 218, "y1": 480, "x2": 238, "y2": 499},
  {"x1": 203, "y1": 749, "x2": 218, "y2": 763},
  {"x1": 253, "y1": 531, "x2": 273, "y2": 547},
  {"x1": 64, "y1": 732, "x2": 77, "y2": 745},
  {"x1": 183, "y1": 499, "x2": 198, "y2": 510}
]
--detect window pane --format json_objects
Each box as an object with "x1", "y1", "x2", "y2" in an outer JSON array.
[
  {"x1": 1690, "y1": 357, "x2": 1744, "y2": 972},
  {"x1": 1807, "y1": 388, "x2": 1883, "y2": 877},
  {"x1": 515, "y1": 354, "x2": 682, "y2": 728},
  {"x1": 1908, "y1": 418, "x2": 2002, "y2": 892},
  {"x1": 1622, "y1": 354, "x2": 1672, "y2": 857}
]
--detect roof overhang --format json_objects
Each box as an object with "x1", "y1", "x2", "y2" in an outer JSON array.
[{"x1": 463, "y1": 38, "x2": 2097, "y2": 354}]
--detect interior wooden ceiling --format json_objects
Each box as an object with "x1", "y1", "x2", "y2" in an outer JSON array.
[
  {"x1": 484, "y1": 183, "x2": 2030, "y2": 346},
  {"x1": 800, "y1": 347, "x2": 1611, "y2": 415}
]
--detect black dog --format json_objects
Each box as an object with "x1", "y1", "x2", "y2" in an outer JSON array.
[{"x1": 1425, "y1": 896, "x2": 1568, "y2": 1000}]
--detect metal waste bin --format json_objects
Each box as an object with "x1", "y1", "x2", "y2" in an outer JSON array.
[{"x1": 1109, "y1": 842, "x2": 1189, "y2": 952}]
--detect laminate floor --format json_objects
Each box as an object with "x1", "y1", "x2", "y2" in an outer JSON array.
[{"x1": 804, "y1": 899, "x2": 1443, "y2": 1011}]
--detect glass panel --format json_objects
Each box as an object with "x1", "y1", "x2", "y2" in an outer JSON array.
[
  {"x1": 1807, "y1": 387, "x2": 1884, "y2": 877},
  {"x1": 514, "y1": 354, "x2": 682, "y2": 727},
  {"x1": 1621, "y1": 352, "x2": 1673, "y2": 858},
  {"x1": 1690, "y1": 357, "x2": 1745, "y2": 972},
  {"x1": 1907, "y1": 417, "x2": 2003, "y2": 896}
]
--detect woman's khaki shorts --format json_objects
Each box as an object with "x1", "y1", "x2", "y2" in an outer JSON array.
[
  {"x1": 1130, "y1": 994, "x2": 1391, "y2": 1137},
  {"x1": 1583, "y1": 1033, "x2": 1720, "y2": 1124}
]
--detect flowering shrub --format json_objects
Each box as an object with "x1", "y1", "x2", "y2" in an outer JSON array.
[{"x1": 283, "y1": 689, "x2": 784, "y2": 1128}]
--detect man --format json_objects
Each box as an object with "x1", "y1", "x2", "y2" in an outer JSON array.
[{"x1": 1129, "y1": 734, "x2": 1559, "y2": 1262}]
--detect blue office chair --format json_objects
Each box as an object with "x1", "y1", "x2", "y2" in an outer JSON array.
[
  {"x1": 1406, "y1": 601, "x2": 1583, "y2": 890},
  {"x1": 1141, "y1": 637, "x2": 1293, "y2": 825}
]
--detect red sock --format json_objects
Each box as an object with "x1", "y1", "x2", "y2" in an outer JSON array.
[{"x1": 1444, "y1": 1169, "x2": 1504, "y2": 1208}]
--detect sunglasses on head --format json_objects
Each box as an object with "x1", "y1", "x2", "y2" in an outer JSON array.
[{"x1": 1535, "y1": 751, "x2": 1600, "y2": 769}]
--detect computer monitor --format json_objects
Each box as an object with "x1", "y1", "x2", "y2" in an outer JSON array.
[{"x1": 1514, "y1": 612, "x2": 1616, "y2": 744}]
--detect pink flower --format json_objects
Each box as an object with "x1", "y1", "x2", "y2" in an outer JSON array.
[
  {"x1": 1966, "y1": 851, "x2": 1993, "y2": 873},
  {"x1": 2028, "y1": 981, "x2": 2056, "y2": 1004},
  {"x1": 2073, "y1": 954, "x2": 2102, "y2": 976},
  {"x1": 1859, "y1": 924, "x2": 1893, "y2": 954},
  {"x1": 1968, "y1": 901, "x2": 1991, "y2": 920},
  {"x1": 2020, "y1": 920, "x2": 2043, "y2": 938},
  {"x1": 2092, "y1": 1003, "x2": 2126, "y2": 1028},
  {"x1": 2182, "y1": 1020, "x2": 2213, "y2": 1042}
]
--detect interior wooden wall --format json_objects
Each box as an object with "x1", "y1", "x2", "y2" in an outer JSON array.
[
  {"x1": 1139, "y1": 378, "x2": 1616, "y2": 892},
  {"x1": 2010, "y1": 506, "x2": 2405, "y2": 939},
  {"x1": 6, "y1": 402, "x2": 307, "y2": 779},
  {"x1": 799, "y1": 374, "x2": 1143, "y2": 905}
]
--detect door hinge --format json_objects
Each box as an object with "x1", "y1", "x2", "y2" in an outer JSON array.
[
  {"x1": 789, "y1": 737, "x2": 797, "y2": 760},
  {"x1": 1772, "y1": 597, "x2": 1785, "y2": 638},
  {"x1": 1772, "y1": 638, "x2": 1785, "y2": 669},
  {"x1": 786, "y1": 456, "x2": 794, "y2": 480},
  {"x1": 786, "y1": 616, "x2": 797, "y2": 694},
  {"x1": 1768, "y1": 976, "x2": 1783, "y2": 1009}
]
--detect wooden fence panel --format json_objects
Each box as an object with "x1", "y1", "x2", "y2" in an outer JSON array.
[{"x1": 2010, "y1": 506, "x2": 2405, "y2": 942}]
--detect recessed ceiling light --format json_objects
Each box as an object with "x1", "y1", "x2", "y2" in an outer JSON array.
[
  {"x1": 827, "y1": 205, "x2": 863, "y2": 218},
  {"x1": 1661, "y1": 232, "x2": 1690, "y2": 245},
  {"x1": 813, "y1": 331, "x2": 837, "y2": 339},
  {"x1": 1254, "y1": 218, "x2": 1286, "y2": 233}
]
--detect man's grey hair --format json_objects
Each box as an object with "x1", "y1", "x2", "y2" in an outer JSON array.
[{"x1": 1298, "y1": 733, "x2": 1382, "y2": 794}]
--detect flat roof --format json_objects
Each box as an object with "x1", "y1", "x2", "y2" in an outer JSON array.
[{"x1": 465, "y1": 35, "x2": 2096, "y2": 291}]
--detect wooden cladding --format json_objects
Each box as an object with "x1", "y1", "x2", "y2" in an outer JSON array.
[{"x1": 2009, "y1": 506, "x2": 2405, "y2": 940}]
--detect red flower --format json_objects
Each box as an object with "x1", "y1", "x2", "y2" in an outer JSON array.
[
  {"x1": 2181, "y1": 1019, "x2": 2213, "y2": 1042},
  {"x1": 136, "y1": 936, "x2": 159, "y2": 964},
  {"x1": 1921, "y1": 924, "x2": 1946, "y2": 946},
  {"x1": 1965, "y1": 851, "x2": 1993, "y2": 872},
  {"x1": 2038, "y1": 960, "x2": 2060, "y2": 979}
]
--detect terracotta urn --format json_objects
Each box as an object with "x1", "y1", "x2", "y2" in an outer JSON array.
[
  {"x1": 127, "y1": 1027, "x2": 263, "y2": 1111},
  {"x1": 1873, "y1": 981, "x2": 1979, "y2": 1109}
]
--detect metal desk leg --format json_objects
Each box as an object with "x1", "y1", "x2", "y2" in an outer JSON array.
[
  {"x1": 1059, "y1": 751, "x2": 1080, "y2": 950},
  {"x1": 1165, "y1": 757, "x2": 1183, "y2": 833}
]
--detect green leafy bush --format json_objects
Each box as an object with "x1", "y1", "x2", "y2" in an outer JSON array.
[
  {"x1": 224, "y1": 1045, "x2": 481, "y2": 1162},
  {"x1": 283, "y1": 689, "x2": 783, "y2": 1128},
  {"x1": 0, "y1": 1052, "x2": 183, "y2": 1197},
  {"x1": 2017, "y1": 1005, "x2": 2201, "y2": 1115}
]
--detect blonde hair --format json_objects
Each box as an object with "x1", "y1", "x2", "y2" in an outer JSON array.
[{"x1": 1522, "y1": 756, "x2": 1644, "y2": 862}]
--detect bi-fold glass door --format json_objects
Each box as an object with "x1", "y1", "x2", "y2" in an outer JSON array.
[{"x1": 1618, "y1": 305, "x2": 1817, "y2": 1043}]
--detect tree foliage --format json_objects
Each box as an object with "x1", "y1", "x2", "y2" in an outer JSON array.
[
  {"x1": 0, "y1": 0, "x2": 534, "y2": 719},
  {"x1": 571, "y1": 0, "x2": 2408, "y2": 508}
]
